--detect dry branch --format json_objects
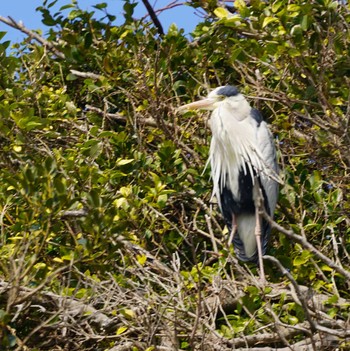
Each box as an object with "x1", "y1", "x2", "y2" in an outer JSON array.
[
  {"x1": 264, "y1": 215, "x2": 350, "y2": 281},
  {"x1": 0, "y1": 16, "x2": 65, "y2": 59},
  {"x1": 0, "y1": 279, "x2": 113, "y2": 329},
  {"x1": 85, "y1": 104, "x2": 169, "y2": 128},
  {"x1": 1, "y1": 258, "x2": 349, "y2": 350},
  {"x1": 225, "y1": 333, "x2": 339, "y2": 351},
  {"x1": 70, "y1": 69, "x2": 103, "y2": 80},
  {"x1": 60, "y1": 209, "x2": 88, "y2": 218}
]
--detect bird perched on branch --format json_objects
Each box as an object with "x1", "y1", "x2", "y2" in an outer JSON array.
[{"x1": 178, "y1": 86, "x2": 279, "y2": 281}]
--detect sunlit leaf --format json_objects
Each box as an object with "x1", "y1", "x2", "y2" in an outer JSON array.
[
  {"x1": 262, "y1": 17, "x2": 279, "y2": 28},
  {"x1": 116, "y1": 326, "x2": 128, "y2": 335},
  {"x1": 214, "y1": 7, "x2": 230, "y2": 19}
]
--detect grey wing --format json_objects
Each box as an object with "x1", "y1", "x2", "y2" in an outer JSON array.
[{"x1": 256, "y1": 119, "x2": 279, "y2": 216}]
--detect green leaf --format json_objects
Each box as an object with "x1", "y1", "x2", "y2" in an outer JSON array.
[
  {"x1": 290, "y1": 25, "x2": 302, "y2": 36},
  {"x1": 121, "y1": 308, "x2": 135, "y2": 318},
  {"x1": 81, "y1": 140, "x2": 102, "y2": 159},
  {"x1": 262, "y1": 17, "x2": 279, "y2": 28},
  {"x1": 116, "y1": 326, "x2": 128, "y2": 335},
  {"x1": 234, "y1": 0, "x2": 247, "y2": 11},
  {"x1": 61, "y1": 254, "x2": 74, "y2": 261},
  {"x1": 47, "y1": 0, "x2": 58, "y2": 8},
  {"x1": 287, "y1": 4, "x2": 300, "y2": 12},
  {"x1": 93, "y1": 3, "x2": 107, "y2": 10},
  {"x1": 115, "y1": 158, "x2": 134, "y2": 166},
  {"x1": 136, "y1": 254, "x2": 147, "y2": 266},
  {"x1": 231, "y1": 47, "x2": 242, "y2": 60},
  {"x1": 214, "y1": 7, "x2": 230, "y2": 19},
  {"x1": 0, "y1": 31, "x2": 7, "y2": 41},
  {"x1": 0, "y1": 310, "x2": 11, "y2": 327},
  {"x1": 325, "y1": 294, "x2": 338, "y2": 305},
  {"x1": 157, "y1": 194, "x2": 168, "y2": 207},
  {"x1": 328, "y1": 1, "x2": 338, "y2": 9},
  {"x1": 59, "y1": 3, "x2": 76, "y2": 10},
  {"x1": 88, "y1": 189, "x2": 101, "y2": 208},
  {"x1": 119, "y1": 186, "x2": 132, "y2": 198},
  {"x1": 11, "y1": 113, "x2": 47, "y2": 131},
  {"x1": 41, "y1": 10, "x2": 57, "y2": 26},
  {"x1": 123, "y1": 2, "x2": 137, "y2": 22},
  {"x1": 301, "y1": 15, "x2": 308, "y2": 30},
  {"x1": 54, "y1": 177, "x2": 67, "y2": 194},
  {"x1": 68, "y1": 9, "x2": 83, "y2": 20},
  {"x1": 293, "y1": 250, "x2": 311, "y2": 266},
  {"x1": 84, "y1": 32, "x2": 93, "y2": 49},
  {"x1": 66, "y1": 73, "x2": 77, "y2": 81},
  {"x1": 309, "y1": 171, "x2": 322, "y2": 190},
  {"x1": 272, "y1": 1, "x2": 284, "y2": 13},
  {"x1": 114, "y1": 197, "x2": 128, "y2": 209}
]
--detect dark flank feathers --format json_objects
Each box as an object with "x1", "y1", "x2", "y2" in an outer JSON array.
[{"x1": 219, "y1": 165, "x2": 271, "y2": 262}]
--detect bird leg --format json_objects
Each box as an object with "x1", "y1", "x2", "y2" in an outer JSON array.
[
  {"x1": 255, "y1": 204, "x2": 265, "y2": 284},
  {"x1": 253, "y1": 182, "x2": 266, "y2": 284},
  {"x1": 227, "y1": 214, "x2": 237, "y2": 247}
]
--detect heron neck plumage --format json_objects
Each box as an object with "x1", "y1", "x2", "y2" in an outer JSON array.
[{"x1": 208, "y1": 101, "x2": 263, "y2": 208}]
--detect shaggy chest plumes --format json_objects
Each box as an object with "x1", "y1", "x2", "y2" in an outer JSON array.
[{"x1": 208, "y1": 101, "x2": 263, "y2": 209}]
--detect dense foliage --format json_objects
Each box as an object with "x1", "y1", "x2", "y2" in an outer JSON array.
[{"x1": 0, "y1": 0, "x2": 349, "y2": 350}]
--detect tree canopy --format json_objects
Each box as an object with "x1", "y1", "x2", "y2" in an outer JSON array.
[{"x1": 0, "y1": 0, "x2": 349, "y2": 350}]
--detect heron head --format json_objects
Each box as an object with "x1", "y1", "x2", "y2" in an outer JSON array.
[{"x1": 177, "y1": 85, "x2": 245, "y2": 112}]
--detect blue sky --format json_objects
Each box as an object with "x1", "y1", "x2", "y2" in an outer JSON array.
[{"x1": 0, "y1": 0, "x2": 201, "y2": 44}]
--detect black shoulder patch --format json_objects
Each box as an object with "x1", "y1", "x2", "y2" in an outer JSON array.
[
  {"x1": 250, "y1": 108, "x2": 263, "y2": 127},
  {"x1": 217, "y1": 85, "x2": 239, "y2": 97}
]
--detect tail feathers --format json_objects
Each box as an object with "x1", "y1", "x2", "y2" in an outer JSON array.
[{"x1": 228, "y1": 213, "x2": 271, "y2": 263}]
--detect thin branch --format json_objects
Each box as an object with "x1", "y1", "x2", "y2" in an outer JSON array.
[
  {"x1": 0, "y1": 16, "x2": 65, "y2": 59},
  {"x1": 85, "y1": 104, "x2": 170, "y2": 128},
  {"x1": 70, "y1": 69, "x2": 102, "y2": 80},
  {"x1": 264, "y1": 256, "x2": 317, "y2": 335},
  {"x1": 263, "y1": 213, "x2": 350, "y2": 281},
  {"x1": 59, "y1": 209, "x2": 88, "y2": 219}
]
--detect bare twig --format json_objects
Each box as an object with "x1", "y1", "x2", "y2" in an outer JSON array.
[
  {"x1": 60, "y1": 209, "x2": 88, "y2": 218},
  {"x1": 0, "y1": 16, "x2": 65, "y2": 59},
  {"x1": 264, "y1": 215, "x2": 350, "y2": 281},
  {"x1": 264, "y1": 255, "x2": 317, "y2": 336},
  {"x1": 70, "y1": 69, "x2": 103, "y2": 80},
  {"x1": 85, "y1": 104, "x2": 171, "y2": 128}
]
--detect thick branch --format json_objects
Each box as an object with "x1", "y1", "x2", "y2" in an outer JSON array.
[
  {"x1": 141, "y1": 0, "x2": 164, "y2": 35},
  {"x1": 70, "y1": 69, "x2": 102, "y2": 80},
  {"x1": 204, "y1": 329, "x2": 341, "y2": 351},
  {"x1": 59, "y1": 209, "x2": 88, "y2": 218},
  {"x1": 0, "y1": 279, "x2": 113, "y2": 329}
]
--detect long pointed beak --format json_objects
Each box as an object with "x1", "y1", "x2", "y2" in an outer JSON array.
[{"x1": 177, "y1": 98, "x2": 215, "y2": 113}]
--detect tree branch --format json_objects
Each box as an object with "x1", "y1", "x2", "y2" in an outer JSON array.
[
  {"x1": 0, "y1": 279, "x2": 113, "y2": 329},
  {"x1": 141, "y1": 0, "x2": 164, "y2": 36},
  {"x1": 0, "y1": 16, "x2": 65, "y2": 59},
  {"x1": 85, "y1": 104, "x2": 166, "y2": 127},
  {"x1": 263, "y1": 212, "x2": 350, "y2": 281},
  {"x1": 70, "y1": 69, "x2": 102, "y2": 80}
]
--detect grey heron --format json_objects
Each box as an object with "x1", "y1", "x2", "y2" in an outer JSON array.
[{"x1": 178, "y1": 86, "x2": 279, "y2": 281}]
